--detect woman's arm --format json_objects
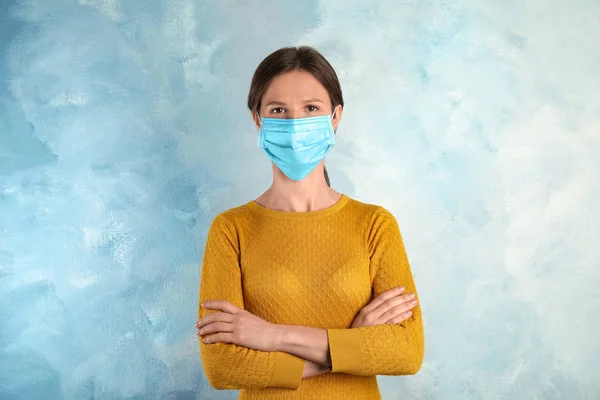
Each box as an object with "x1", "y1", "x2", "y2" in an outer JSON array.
[
  {"x1": 274, "y1": 286, "x2": 418, "y2": 368},
  {"x1": 275, "y1": 325, "x2": 331, "y2": 367},
  {"x1": 199, "y1": 215, "x2": 305, "y2": 390},
  {"x1": 273, "y1": 207, "x2": 424, "y2": 376}
]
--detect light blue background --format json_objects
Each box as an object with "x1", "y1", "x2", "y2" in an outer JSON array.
[{"x1": 1, "y1": 0, "x2": 599, "y2": 399}]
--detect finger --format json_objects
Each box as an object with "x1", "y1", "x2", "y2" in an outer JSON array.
[
  {"x1": 378, "y1": 300, "x2": 418, "y2": 323},
  {"x1": 197, "y1": 311, "x2": 235, "y2": 329},
  {"x1": 369, "y1": 292, "x2": 415, "y2": 321},
  {"x1": 202, "y1": 332, "x2": 234, "y2": 344},
  {"x1": 364, "y1": 286, "x2": 406, "y2": 312},
  {"x1": 198, "y1": 321, "x2": 234, "y2": 336},
  {"x1": 385, "y1": 310, "x2": 413, "y2": 324},
  {"x1": 375, "y1": 293, "x2": 417, "y2": 313},
  {"x1": 202, "y1": 300, "x2": 241, "y2": 314},
  {"x1": 197, "y1": 314, "x2": 217, "y2": 329}
]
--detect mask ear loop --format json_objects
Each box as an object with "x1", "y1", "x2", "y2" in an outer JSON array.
[
  {"x1": 332, "y1": 107, "x2": 339, "y2": 134},
  {"x1": 329, "y1": 108, "x2": 338, "y2": 144},
  {"x1": 256, "y1": 111, "x2": 263, "y2": 127},
  {"x1": 256, "y1": 111, "x2": 265, "y2": 148}
]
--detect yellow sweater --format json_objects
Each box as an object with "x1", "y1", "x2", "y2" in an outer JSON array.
[{"x1": 198, "y1": 194, "x2": 424, "y2": 399}]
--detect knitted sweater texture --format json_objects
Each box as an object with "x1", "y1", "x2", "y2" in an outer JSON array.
[{"x1": 198, "y1": 194, "x2": 424, "y2": 399}]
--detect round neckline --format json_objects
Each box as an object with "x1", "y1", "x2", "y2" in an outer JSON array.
[{"x1": 247, "y1": 194, "x2": 349, "y2": 219}]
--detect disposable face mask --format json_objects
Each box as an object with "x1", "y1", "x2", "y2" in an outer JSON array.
[{"x1": 258, "y1": 110, "x2": 337, "y2": 181}]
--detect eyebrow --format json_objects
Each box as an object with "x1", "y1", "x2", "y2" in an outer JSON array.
[{"x1": 264, "y1": 98, "x2": 325, "y2": 107}]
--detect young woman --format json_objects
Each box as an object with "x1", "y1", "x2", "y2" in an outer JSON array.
[{"x1": 195, "y1": 46, "x2": 424, "y2": 399}]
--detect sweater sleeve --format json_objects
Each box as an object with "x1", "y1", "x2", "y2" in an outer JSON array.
[
  {"x1": 199, "y1": 214, "x2": 305, "y2": 390},
  {"x1": 326, "y1": 207, "x2": 425, "y2": 376}
]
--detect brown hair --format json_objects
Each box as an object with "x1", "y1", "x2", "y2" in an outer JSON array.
[{"x1": 247, "y1": 46, "x2": 344, "y2": 187}]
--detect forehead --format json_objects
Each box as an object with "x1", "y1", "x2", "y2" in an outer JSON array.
[{"x1": 262, "y1": 70, "x2": 330, "y2": 103}]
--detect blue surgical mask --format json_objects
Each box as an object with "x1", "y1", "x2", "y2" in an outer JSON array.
[{"x1": 258, "y1": 110, "x2": 337, "y2": 181}]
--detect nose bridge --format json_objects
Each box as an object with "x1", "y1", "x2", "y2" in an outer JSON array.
[
  {"x1": 287, "y1": 97, "x2": 309, "y2": 119},
  {"x1": 288, "y1": 104, "x2": 301, "y2": 119}
]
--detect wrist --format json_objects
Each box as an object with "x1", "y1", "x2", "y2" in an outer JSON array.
[{"x1": 272, "y1": 324, "x2": 289, "y2": 352}]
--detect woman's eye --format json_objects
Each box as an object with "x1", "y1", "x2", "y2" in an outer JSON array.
[
  {"x1": 307, "y1": 105, "x2": 319, "y2": 112},
  {"x1": 271, "y1": 107, "x2": 285, "y2": 114}
]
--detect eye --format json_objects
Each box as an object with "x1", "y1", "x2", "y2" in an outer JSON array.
[
  {"x1": 306, "y1": 105, "x2": 319, "y2": 112},
  {"x1": 271, "y1": 107, "x2": 285, "y2": 114}
]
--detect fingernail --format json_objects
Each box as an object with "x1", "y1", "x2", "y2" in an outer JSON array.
[
  {"x1": 411, "y1": 300, "x2": 418, "y2": 305},
  {"x1": 397, "y1": 286, "x2": 405, "y2": 291},
  {"x1": 408, "y1": 294, "x2": 416, "y2": 299}
]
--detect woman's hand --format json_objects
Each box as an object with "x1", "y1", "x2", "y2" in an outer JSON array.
[
  {"x1": 196, "y1": 300, "x2": 282, "y2": 352},
  {"x1": 351, "y1": 286, "x2": 418, "y2": 328}
]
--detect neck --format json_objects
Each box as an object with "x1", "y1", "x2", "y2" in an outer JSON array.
[{"x1": 256, "y1": 164, "x2": 342, "y2": 212}]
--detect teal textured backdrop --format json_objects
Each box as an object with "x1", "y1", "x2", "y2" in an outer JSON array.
[{"x1": 1, "y1": 0, "x2": 599, "y2": 399}]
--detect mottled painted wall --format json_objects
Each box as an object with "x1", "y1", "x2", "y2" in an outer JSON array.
[{"x1": 1, "y1": 0, "x2": 599, "y2": 399}]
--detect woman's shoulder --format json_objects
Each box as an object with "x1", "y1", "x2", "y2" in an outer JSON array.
[
  {"x1": 346, "y1": 195, "x2": 396, "y2": 221},
  {"x1": 346, "y1": 197, "x2": 404, "y2": 243},
  {"x1": 211, "y1": 201, "x2": 254, "y2": 224}
]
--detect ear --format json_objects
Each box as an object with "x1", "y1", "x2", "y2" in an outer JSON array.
[
  {"x1": 252, "y1": 111, "x2": 261, "y2": 131},
  {"x1": 332, "y1": 104, "x2": 343, "y2": 133}
]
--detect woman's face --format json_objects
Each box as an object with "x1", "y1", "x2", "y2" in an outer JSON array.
[{"x1": 253, "y1": 69, "x2": 341, "y2": 131}]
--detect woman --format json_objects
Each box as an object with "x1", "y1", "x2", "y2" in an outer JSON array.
[{"x1": 195, "y1": 46, "x2": 424, "y2": 399}]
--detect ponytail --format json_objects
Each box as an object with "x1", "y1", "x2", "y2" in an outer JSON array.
[{"x1": 324, "y1": 165, "x2": 331, "y2": 187}]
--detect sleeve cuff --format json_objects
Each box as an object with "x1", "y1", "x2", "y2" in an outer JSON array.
[
  {"x1": 327, "y1": 328, "x2": 364, "y2": 374},
  {"x1": 269, "y1": 351, "x2": 305, "y2": 389}
]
